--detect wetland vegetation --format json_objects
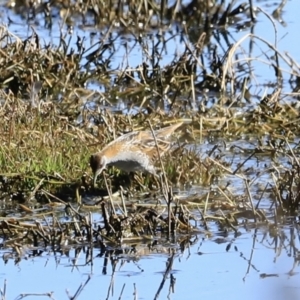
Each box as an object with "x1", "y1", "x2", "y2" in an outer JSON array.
[{"x1": 0, "y1": 0, "x2": 299, "y2": 299}]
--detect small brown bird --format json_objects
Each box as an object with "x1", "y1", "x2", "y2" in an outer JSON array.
[{"x1": 90, "y1": 122, "x2": 183, "y2": 186}]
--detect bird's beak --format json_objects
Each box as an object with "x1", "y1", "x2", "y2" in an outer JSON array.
[
  {"x1": 93, "y1": 168, "x2": 103, "y2": 188},
  {"x1": 93, "y1": 171, "x2": 99, "y2": 188}
]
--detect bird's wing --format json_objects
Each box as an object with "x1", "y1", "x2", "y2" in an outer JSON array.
[
  {"x1": 105, "y1": 130, "x2": 140, "y2": 146},
  {"x1": 132, "y1": 132, "x2": 171, "y2": 159},
  {"x1": 104, "y1": 123, "x2": 182, "y2": 158},
  {"x1": 155, "y1": 122, "x2": 183, "y2": 139}
]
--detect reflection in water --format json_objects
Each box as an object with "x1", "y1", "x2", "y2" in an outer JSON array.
[{"x1": 1, "y1": 225, "x2": 299, "y2": 299}]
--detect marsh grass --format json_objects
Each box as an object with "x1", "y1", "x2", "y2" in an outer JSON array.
[{"x1": 0, "y1": 0, "x2": 300, "y2": 265}]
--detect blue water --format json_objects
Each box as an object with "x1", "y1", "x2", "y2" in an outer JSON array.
[{"x1": 1, "y1": 226, "x2": 299, "y2": 299}]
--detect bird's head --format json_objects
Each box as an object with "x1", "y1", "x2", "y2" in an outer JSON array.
[{"x1": 90, "y1": 154, "x2": 107, "y2": 187}]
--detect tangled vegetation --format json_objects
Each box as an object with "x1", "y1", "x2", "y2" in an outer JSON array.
[{"x1": 0, "y1": 0, "x2": 299, "y2": 268}]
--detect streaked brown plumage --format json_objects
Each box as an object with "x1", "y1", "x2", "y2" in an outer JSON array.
[{"x1": 90, "y1": 122, "x2": 183, "y2": 185}]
